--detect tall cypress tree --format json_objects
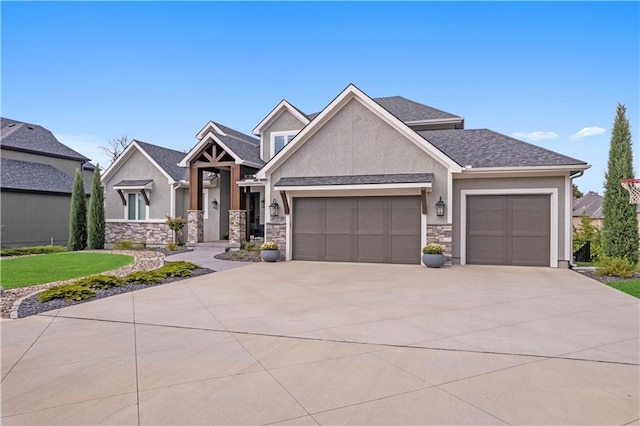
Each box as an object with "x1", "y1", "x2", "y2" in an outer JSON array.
[
  {"x1": 87, "y1": 165, "x2": 105, "y2": 249},
  {"x1": 68, "y1": 169, "x2": 87, "y2": 251},
  {"x1": 602, "y1": 103, "x2": 638, "y2": 264}
]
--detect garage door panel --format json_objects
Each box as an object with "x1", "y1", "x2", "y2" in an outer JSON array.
[
  {"x1": 293, "y1": 196, "x2": 420, "y2": 264},
  {"x1": 467, "y1": 236, "x2": 507, "y2": 264}
]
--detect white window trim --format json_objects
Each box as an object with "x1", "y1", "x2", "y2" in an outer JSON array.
[
  {"x1": 124, "y1": 191, "x2": 150, "y2": 221},
  {"x1": 203, "y1": 189, "x2": 209, "y2": 220},
  {"x1": 459, "y1": 188, "x2": 559, "y2": 268},
  {"x1": 270, "y1": 130, "x2": 297, "y2": 158}
]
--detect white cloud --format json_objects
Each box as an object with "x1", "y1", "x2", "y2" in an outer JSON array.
[
  {"x1": 55, "y1": 133, "x2": 113, "y2": 169},
  {"x1": 571, "y1": 126, "x2": 606, "y2": 140},
  {"x1": 512, "y1": 131, "x2": 558, "y2": 141}
]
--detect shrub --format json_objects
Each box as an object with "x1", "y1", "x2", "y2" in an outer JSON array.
[
  {"x1": 0, "y1": 246, "x2": 67, "y2": 257},
  {"x1": 244, "y1": 242, "x2": 258, "y2": 251},
  {"x1": 132, "y1": 241, "x2": 147, "y2": 250},
  {"x1": 114, "y1": 240, "x2": 133, "y2": 250},
  {"x1": 39, "y1": 284, "x2": 96, "y2": 303},
  {"x1": 166, "y1": 242, "x2": 178, "y2": 251},
  {"x1": 125, "y1": 271, "x2": 163, "y2": 285},
  {"x1": 422, "y1": 243, "x2": 444, "y2": 254},
  {"x1": 260, "y1": 241, "x2": 278, "y2": 250},
  {"x1": 596, "y1": 256, "x2": 635, "y2": 278},
  {"x1": 75, "y1": 274, "x2": 124, "y2": 289},
  {"x1": 157, "y1": 261, "x2": 199, "y2": 277}
]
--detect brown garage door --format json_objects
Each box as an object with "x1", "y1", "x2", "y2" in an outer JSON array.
[
  {"x1": 293, "y1": 196, "x2": 421, "y2": 264},
  {"x1": 467, "y1": 195, "x2": 550, "y2": 266}
]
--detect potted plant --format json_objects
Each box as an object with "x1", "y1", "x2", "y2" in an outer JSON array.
[
  {"x1": 422, "y1": 243, "x2": 445, "y2": 268},
  {"x1": 260, "y1": 241, "x2": 280, "y2": 262}
]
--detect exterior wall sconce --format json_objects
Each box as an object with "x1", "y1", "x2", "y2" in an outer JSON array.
[
  {"x1": 269, "y1": 199, "x2": 279, "y2": 217},
  {"x1": 435, "y1": 196, "x2": 445, "y2": 217},
  {"x1": 260, "y1": 199, "x2": 265, "y2": 208},
  {"x1": 212, "y1": 199, "x2": 218, "y2": 209}
]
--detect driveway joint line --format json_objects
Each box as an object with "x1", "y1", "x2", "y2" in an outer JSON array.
[
  {"x1": 36, "y1": 313, "x2": 640, "y2": 367},
  {"x1": 131, "y1": 291, "x2": 141, "y2": 426}
]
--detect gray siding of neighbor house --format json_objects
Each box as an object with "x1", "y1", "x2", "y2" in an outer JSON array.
[
  {"x1": 104, "y1": 149, "x2": 173, "y2": 220},
  {"x1": 269, "y1": 98, "x2": 450, "y2": 224},
  {"x1": 0, "y1": 149, "x2": 84, "y2": 181},
  {"x1": 262, "y1": 110, "x2": 306, "y2": 161},
  {"x1": 1, "y1": 191, "x2": 73, "y2": 247},
  {"x1": 452, "y1": 176, "x2": 568, "y2": 265}
]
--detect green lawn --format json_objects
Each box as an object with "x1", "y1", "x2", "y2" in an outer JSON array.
[
  {"x1": 606, "y1": 279, "x2": 640, "y2": 298},
  {"x1": 0, "y1": 252, "x2": 134, "y2": 289}
]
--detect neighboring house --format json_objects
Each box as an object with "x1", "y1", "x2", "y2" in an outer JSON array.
[
  {"x1": 107, "y1": 84, "x2": 590, "y2": 267},
  {"x1": 0, "y1": 117, "x2": 91, "y2": 247},
  {"x1": 572, "y1": 191, "x2": 640, "y2": 232}
]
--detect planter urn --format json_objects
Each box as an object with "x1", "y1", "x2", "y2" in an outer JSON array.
[
  {"x1": 422, "y1": 253, "x2": 445, "y2": 268},
  {"x1": 261, "y1": 249, "x2": 281, "y2": 262}
]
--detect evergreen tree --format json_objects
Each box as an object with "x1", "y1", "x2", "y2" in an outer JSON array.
[
  {"x1": 87, "y1": 165, "x2": 105, "y2": 249},
  {"x1": 602, "y1": 103, "x2": 638, "y2": 264},
  {"x1": 572, "y1": 183, "x2": 583, "y2": 198},
  {"x1": 68, "y1": 169, "x2": 87, "y2": 251}
]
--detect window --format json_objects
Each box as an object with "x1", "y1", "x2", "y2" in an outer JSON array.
[
  {"x1": 127, "y1": 192, "x2": 147, "y2": 220},
  {"x1": 270, "y1": 131, "x2": 296, "y2": 157}
]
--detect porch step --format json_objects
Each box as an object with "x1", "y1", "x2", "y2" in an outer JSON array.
[{"x1": 186, "y1": 241, "x2": 239, "y2": 249}]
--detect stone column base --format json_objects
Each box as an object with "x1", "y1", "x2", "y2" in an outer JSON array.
[
  {"x1": 266, "y1": 221, "x2": 286, "y2": 260},
  {"x1": 427, "y1": 224, "x2": 453, "y2": 265},
  {"x1": 187, "y1": 210, "x2": 204, "y2": 244},
  {"x1": 229, "y1": 210, "x2": 247, "y2": 246}
]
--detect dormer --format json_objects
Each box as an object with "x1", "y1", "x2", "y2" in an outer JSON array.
[{"x1": 252, "y1": 100, "x2": 309, "y2": 161}]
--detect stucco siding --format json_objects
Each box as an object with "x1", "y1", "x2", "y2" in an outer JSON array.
[
  {"x1": 452, "y1": 176, "x2": 568, "y2": 265},
  {"x1": 0, "y1": 191, "x2": 73, "y2": 247},
  {"x1": 268, "y1": 98, "x2": 450, "y2": 224},
  {"x1": 262, "y1": 110, "x2": 306, "y2": 161},
  {"x1": 103, "y1": 149, "x2": 172, "y2": 220}
]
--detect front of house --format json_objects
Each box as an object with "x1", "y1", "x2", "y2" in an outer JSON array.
[{"x1": 102, "y1": 84, "x2": 589, "y2": 267}]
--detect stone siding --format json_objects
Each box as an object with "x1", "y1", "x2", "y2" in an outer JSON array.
[
  {"x1": 427, "y1": 224, "x2": 453, "y2": 264},
  {"x1": 266, "y1": 221, "x2": 286, "y2": 260},
  {"x1": 229, "y1": 210, "x2": 247, "y2": 246},
  {"x1": 105, "y1": 222, "x2": 172, "y2": 246},
  {"x1": 187, "y1": 210, "x2": 204, "y2": 244}
]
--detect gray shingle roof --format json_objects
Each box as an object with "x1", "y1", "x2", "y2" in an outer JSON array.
[
  {"x1": 0, "y1": 158, "x2": 89, "y2": 194},
  {"x1": 572, "y1": 191, "x2": 639, "y2": 217},
  {"x1": 419, "y1": 129, "x2": 587, "y2": 168},
  {"x1": 275, "y1": 173, "x2": 433, "y2": 187},
  {"x1": 305, "y1": 96, "x2": 461, "y2": 123},
  {"x1": 1, "y1": 117, "x2": 90, "y2": 161},
  {"x1": 133, "y1": 140, "x2": 189, "y2": 181},
  {"x1": 113, "y1": 179, "x2": 153, "y2": 187},
  {"x1": 211, "y1": 122, "x2": 264, "y2": 167}
]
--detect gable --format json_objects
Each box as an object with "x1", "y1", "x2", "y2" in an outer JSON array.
[
  {"x1": 261, "y1": 109, "x2": 307, "y2": 160},
  {"x1": 102, "y1": 141, "x2": 176, "y2": 185}
]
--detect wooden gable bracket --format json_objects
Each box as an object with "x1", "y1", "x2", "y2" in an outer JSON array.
[
  {"x1": 116, "y1": 189, "x2": 127, "y2": 206},
  {"x1": 280, "y1": 190, "x2": 290, "y2": 215},
  {"x1": 421, "y1": 189, "x2": 427, "y2": 215},
  {"x1": 140, "y1": 189, "x2": 150, "y2": 206}
]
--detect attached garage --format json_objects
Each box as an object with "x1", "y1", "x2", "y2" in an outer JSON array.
[
  {"x1": 466, "y1": 194, "x2": 551, "y2": 266},
  {"x1": 292, "y1": 196, "x2": 421, "y2": 264}
]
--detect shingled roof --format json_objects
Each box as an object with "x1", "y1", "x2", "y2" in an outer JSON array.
[
  {"x1": 419, "y1": 129, "x2": 587, "y2": 168},
  {"x1": 0, "y1": 158, "x2": 90, "y2": 194},
  {"x1": 275, "y1": 173, "x2": 433, "y2": 187},
  {"x1": 1, "y1": 117, "x2": 90, "y2": 161},
  {"x1": 133, "y1": 140, "x2": 189, "y2": 181},
  {"x1": 211, "y1": 122, "x2": 264, "y2": 167}
]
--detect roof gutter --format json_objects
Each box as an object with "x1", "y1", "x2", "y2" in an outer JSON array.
[{"x1": 405, "y1": 117, "x2": 464, "y2": 125}]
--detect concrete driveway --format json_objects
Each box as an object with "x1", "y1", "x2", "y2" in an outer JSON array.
[{"x1": 2, "y1": 262, "x2": 639, "y2": 425}]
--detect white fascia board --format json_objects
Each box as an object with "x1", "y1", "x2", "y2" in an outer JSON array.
[
  {"x1": 405, "y1": 117, "x2": 464, "y2": 125},
  {"x1": 195, "y1": 121, "x2": 227, "y2": 140},
  {"x1": 239, "y1": 159, "x2": 265, "y2": 169},
  {"x1": 256, "y1": 84, "x2": 463, "y2": 179},
  {"x1": 102, "y1": 141, "x2": 175, "y2": 185},
  {"x1": 252, "y1": 100, "x2": 309, "y2": 135},
  {"x1": 276, "y1": 182, "x2": 432, "y2": 192},
  {"x1": 113, "y1": 182, "x2": 153, "y2": 191},
  {"x1": 179, "y1": 132, "x2": 244, "y2": 167},
  {"x1": 458, "y1": 164, "x2": 591, "y2": 176},
  {"x1": 237, "y1": 179, "x2": 267, "y2": 187}
]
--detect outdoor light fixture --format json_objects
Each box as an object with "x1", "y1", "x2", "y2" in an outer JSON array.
[
  {"x1": 212, "y1": 199, "x2": 218, "y2": 209},
  {"x1": 435, "y1": 196, "x2": 445, "y2": 217},
  {"x1": 260, "y1": 199, "x2": 265, "y2": 208},
  {"x1": 269, "y1": 199, "x2": 279, "y2": 217}
]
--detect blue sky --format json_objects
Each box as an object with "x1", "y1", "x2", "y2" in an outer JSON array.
[{"x1": 2, "y1": 1, "x2": 638, "y2": 194}]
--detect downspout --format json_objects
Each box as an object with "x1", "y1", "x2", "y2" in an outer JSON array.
[{"x1": 568, "y1": 170, "x2": 585, "y2": 268}]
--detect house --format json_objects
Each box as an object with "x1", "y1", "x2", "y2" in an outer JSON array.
[
  {"x1": 0, "y1": 117, "x2": 92, "y2": 247},
  {"x1": 572, "y1": 191, "x2": 640, "y2": 232},
  {"x1": 105, "y1": 84, "x2": 590, "y2": 267}
]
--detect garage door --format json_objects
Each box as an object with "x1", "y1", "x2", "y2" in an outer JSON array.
[
  {"x1": 467, "y1": 195, "x2": 550, "y2": 266},
  {"x1": 293, "y1": 196, "x2": 421, "y2": 264}
]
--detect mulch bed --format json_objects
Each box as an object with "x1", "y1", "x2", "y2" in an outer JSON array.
[
  {"x1": 214, "y1": 250, "x2": 262, "y2": 262},
  {"x1": 16, "y1": 268, "x2": 214, "y2": 318},
  {"x1": 573, "y1": 268, "x2": 640, "y2": 284}
]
